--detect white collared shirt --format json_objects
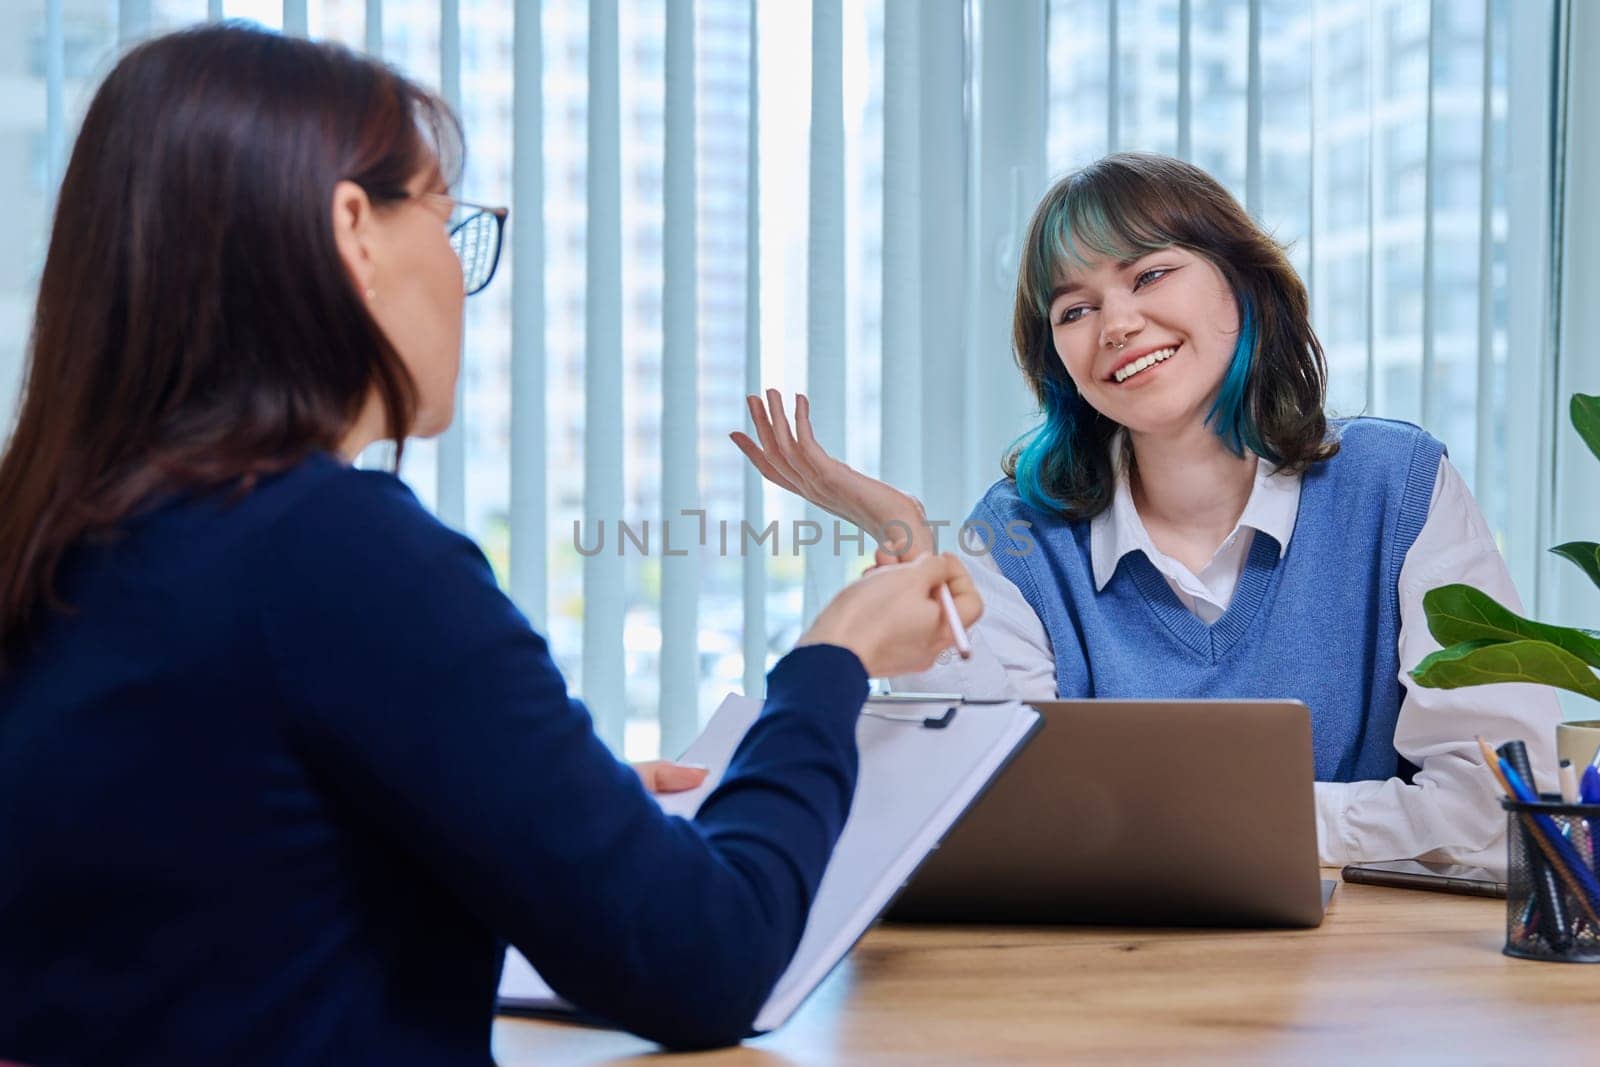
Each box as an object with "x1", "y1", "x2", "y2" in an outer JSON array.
[
  {"x1": 1087, "y1": 436, "x2": 1302, "y2": 622},
  {"x1": 893, "y1": 443, "x2": 1562, "y2": 872}
]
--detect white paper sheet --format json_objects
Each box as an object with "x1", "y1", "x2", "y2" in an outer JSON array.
[{"x1": 498, "y1": 693, "x2": 1039, "y2": 1034}]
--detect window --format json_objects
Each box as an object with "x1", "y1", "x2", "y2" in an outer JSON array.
[{"x1": 3, "y1": 0, "x2": 1575, "y2": 749}]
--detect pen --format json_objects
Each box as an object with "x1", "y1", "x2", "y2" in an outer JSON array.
[
  {"x1": 1490, "y1": 741, "x2": 1570, "y2": 946},
  {"x1": 1498, "y1": 758, "x2": 1600, "y2": 928},
  {"x1": 1497, "y1": 739, "x2": 1580, "y2": 948},
  {"x1": 1582, "y1": 766, "x2": 1600, "y2": 875},
  {"x1": 1559, "y1": 759, "x2": 1594, "y2": 886},
  {"x1": 938, "y1": 584, "x2": 972, "y2": 660}
]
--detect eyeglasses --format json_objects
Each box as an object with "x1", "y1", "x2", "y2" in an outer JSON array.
[{"x1": 419, "y1": 193, "x2": 508, "y2": 297}]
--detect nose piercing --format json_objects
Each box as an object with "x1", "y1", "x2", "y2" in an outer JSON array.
[{"x1": 1108, "y1": 338, "x2": 1125, "y2": 350}]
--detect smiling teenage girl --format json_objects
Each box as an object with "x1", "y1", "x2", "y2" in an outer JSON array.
[{"x1": 733, "y1": 152, "x2": 1559, "y2": 870}]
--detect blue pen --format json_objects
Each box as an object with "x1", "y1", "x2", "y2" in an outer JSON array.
[
  {"x1": 1500, "y1": 758, "x2": 1573, "y2": 944},
  {"x1": 1500, "y1": 760, "x2": 1600, "y2": 915},
  {"x1": 1583, "y1": 766, "x2": 1600, "y2": 873}
]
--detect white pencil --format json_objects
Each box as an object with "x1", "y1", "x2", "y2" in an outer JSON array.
[{"x1": 937, "y1": 583, "x2": 972, "y2": 660}]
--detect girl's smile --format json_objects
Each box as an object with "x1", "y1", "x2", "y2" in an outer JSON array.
[{"x1": 1107, "y1": 342, "x2": 1181, "y2": 385}]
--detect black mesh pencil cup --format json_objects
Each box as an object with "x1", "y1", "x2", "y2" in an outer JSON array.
[{"x1": 1502, "y1": 796, "x2": 1600, "y2": 963}]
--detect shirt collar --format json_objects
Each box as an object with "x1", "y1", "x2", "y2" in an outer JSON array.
[{"x1": 1087, "y1": 431, "x2": 1301, "y2": 591}]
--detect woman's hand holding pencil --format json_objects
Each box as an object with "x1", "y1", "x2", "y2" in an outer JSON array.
[{"x1": 798, "y1": 553, "x2": 983, "y2": 677}]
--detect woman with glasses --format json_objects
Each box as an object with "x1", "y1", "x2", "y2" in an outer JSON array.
[{"x1": 0, "y1": 24, "x2": 980, "y2": 1064}]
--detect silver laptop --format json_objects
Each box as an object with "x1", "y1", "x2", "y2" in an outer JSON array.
[{"x1": 886, "y1": 699, "x2": 1334, "y2": 928}]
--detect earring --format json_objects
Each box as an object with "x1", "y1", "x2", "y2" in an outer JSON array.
[{"x1": 365, "y1": 288, "x2": 377, "y2": 301}]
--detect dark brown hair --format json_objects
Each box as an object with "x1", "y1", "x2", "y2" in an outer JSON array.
[
  {"x1": 1003, "y1": 152, "x2": 1335, "y2": 519},
  {"x1": 0, "y1": 23, "x2": 462, "y2": 670}
]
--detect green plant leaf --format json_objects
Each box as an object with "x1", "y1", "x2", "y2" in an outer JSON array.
[
  {"x1": 1575, "y1": 393, "x2": 1600, "y2": 464},
  {"x1": 1420, "y1": 583, "x2": 1600, "y2": 668},
  {"x1": 1551, "y1": 541, "x2": 1600, "y2": 593},
  {"x1": 1410, "y1": 638, "x2": 1600, "y2": 703}
]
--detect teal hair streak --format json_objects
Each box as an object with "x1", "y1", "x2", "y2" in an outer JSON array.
[
  {"x1": 1205, "y1": 302, "x2": 1267, "y2": 459},
  {"x1": 1012, "y1": 376, "x2": 1081, "y2": 514}
]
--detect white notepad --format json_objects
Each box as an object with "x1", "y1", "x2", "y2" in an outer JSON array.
[{"x1": 497, "y1": 692, "x2": 1040, "y2": 1035}]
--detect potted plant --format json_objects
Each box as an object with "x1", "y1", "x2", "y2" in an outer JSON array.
[{"x1": 1410, "y1": 394, "x2": 1600, "y2": 703}]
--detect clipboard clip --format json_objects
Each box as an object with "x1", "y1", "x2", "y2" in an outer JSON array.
[
  {"x1": 861, "y1": 705, "x2": 958, "y2": 729},
  {"x1": 864, "y1": 692, "x2": 1012, "y2": 704},
  {"x1": 860, "y1": 692, "x2": 1013, "y2": 728}
]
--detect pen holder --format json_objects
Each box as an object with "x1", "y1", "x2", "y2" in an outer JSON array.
[{"x1": 1502, "y1": 796, "x2": 1600, "y2": 963}]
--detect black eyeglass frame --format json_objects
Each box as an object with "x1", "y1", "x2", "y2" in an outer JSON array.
[{"x1": 419, "y1": 193, "x2": 509, "y2": 297}]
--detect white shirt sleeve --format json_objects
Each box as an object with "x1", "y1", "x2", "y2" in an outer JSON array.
[
  {"x1": 889, "y1": 549, "x2": 1058, "y2": 703},
  {"x1": 1312, "y1": 455, "x2": 1564, "y2": 872}
]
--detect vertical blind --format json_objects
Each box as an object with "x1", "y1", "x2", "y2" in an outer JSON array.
[
  {"x1": 739, "y1": 0, "x2": 766, "y2": 704},
  {"x1": 508, "y1": 0, "x2": 546, "y2": 641},
  {"x1": 803, "y1": 0, "x2": 845, "y2": 627},
  {"x1": 658, "y1": 0, "x2": 699, "y2": 756},
  {"x1": 582, "y1": 0, "x2": 626, "y2": 749},
  {"x1": 15, "y1": 0, "x2": 1586, "y2": 752}
]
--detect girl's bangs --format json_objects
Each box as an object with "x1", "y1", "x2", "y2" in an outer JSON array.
[{"x1": 1027, "y1": 182, "x2": 1183, "y2": 317}]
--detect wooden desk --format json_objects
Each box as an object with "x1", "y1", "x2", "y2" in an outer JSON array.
[{"x1": 492, "y1": 874, "x2": 1600, "y2": 1064}]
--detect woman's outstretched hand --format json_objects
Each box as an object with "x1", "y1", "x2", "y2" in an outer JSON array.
[
  {"x1": 798, "y1": 553, "x2": 982, "y2": 678},
  {"x1": 730, "y1": 390, "x2": 929, "y2": 559}
]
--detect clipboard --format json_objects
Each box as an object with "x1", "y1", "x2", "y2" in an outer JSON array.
[{"x1": 497, "y1": 692, "x2": 1041, "y2": 1036}]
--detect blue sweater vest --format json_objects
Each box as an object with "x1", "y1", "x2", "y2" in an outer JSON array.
[{"x1": 970, "y1": 418, "x2": 1443, "y2": 783}]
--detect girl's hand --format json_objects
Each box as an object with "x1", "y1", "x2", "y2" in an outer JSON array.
[{"x1": 730, "y1": 390, "x2": 930, "y2": 558}]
